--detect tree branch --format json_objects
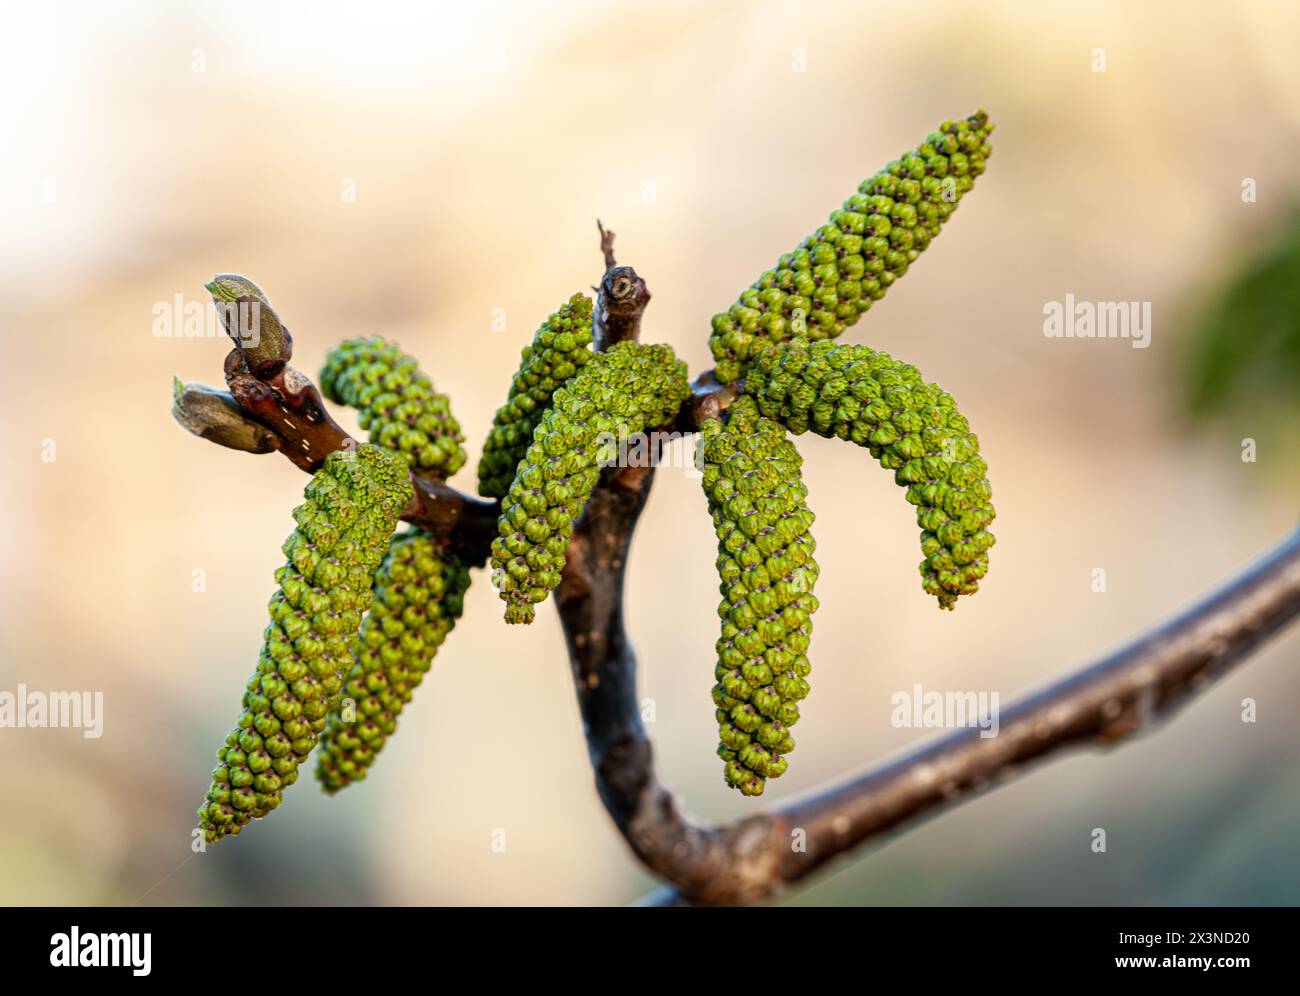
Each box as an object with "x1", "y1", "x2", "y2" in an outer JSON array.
[
  {"x1": 592, "y1": 221, "x2": 651, "y2": 351},
  {"x1": 597, "y1": 219, "x2": 618, "y2": 272},
  {"x1": 175, "y1": 241, "x2": 1300, "y2": 909},
  {"x1": 569, "y1": 450, "x2": 1300, "y2": 906},
  {"x1": 762, "y1": 523, "x2": 1300, "y2": 888},
  {"x1": 555, "y1": 229, "x2": 1300, "y2": 906},
  {"x1": 223, "y1": 348, "x2": 351, "y2": 472},
  {"x1": 181, "y1": 261, "x2": 721, "y2": 560}
]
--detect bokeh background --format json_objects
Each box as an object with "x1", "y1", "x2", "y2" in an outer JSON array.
[{"x1": 2, "y1": 0, "x2": 1298, "y2": 906}]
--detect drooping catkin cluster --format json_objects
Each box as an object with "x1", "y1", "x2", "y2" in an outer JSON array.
[
  {"x1": 701, "y1": 396, "x2": 819, "y2": 796},
  {"x1": 478, "y1": 294, "x2": 595, "y2": 498},
  {"x1": 746, "y1": 338, "x2": 994, "y2": 608},
  {"x1": 709, "y1": 111, "x2": 993, "y2": 384},
  {"x1": 491, "y1": 341, "x2": 691, "y2": 624},
  {"x1": 198, "y1": 445, "x2": 411, "y2": 842},
  {"x1": 320, "y1": 338, "x2": 467, "y2": 478},
  {"x1": 184, "y1": 108, "x2": 1001, "y2": 840},
  {"x1": 314, "y1": 529, "x2": 471, "y2": 792}
]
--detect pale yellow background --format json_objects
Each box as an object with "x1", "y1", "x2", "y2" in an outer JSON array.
[{"x1": 1, "y1": 0, "x2": 1297, "y2": 905}]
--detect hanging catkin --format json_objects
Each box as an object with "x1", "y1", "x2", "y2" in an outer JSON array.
[
  {"x1": 490, "y1": 341, "x2": 690, "y2": 624},
  {"x1": 478, "y1": 293, "x2": 595, "y2": 498},
  {"x1": 709, "y1": 111, "x2": 993, "y2": 384},
  {"x1": 315, "y1": 341, "x2": 474, "y2": 789},
  {"x1": 314, "y1": 529, "x2": 471, "y2": 791},
  {"x1": 700, "y1": 396, "x2": 819, "y2": 796},
  {"x1": 198, "y1": 444, "x2": 411, "y2": 841},
  {"x1": 745, "y1": 338, "x2": 994, "y2": 608},
  {"x1": 320, "y1": 338, "x2": 467, "y2": 477}
]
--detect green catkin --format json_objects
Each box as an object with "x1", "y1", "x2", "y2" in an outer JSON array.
[
  {"x1": 490, "y1": 341, "x2": 691, "y2": 624},
  {"x1": 701, "y1": 396, "x2": 819, "y2": 797},
  {"x1": 197, "y1": 445, "x2": 412, "y2": 842},
  {"x1": 318, "y1": 340, "x2": 475, "y2": 791},
  {"x1": 320, "y1": 338, "x2": 467, "y2": 478},
  {"x1": 709, "y1": 111, "x2": 994, "y2": 384},
  {"x1": 745, "y1": 338, "x2": 994, "y2": 608},
  {"x1": 478, "y1": 293, "x2": 595, "y2": 498},
  {"x1": 314, "y1": 529, "x2": 471, "y2": 792}
]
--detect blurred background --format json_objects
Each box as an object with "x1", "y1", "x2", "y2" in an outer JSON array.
[{"x1": 2, "y1": 0, "x2": 1298, "y2": 906}]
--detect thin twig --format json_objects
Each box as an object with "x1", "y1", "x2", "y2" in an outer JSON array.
[
  {"x1": 592, "y1": 222, "x2": 651, "y2": 351},
  {"x1": 597, "y1": 219, "x2": 618, "y2": 271},
  {"x1": 637, "y1": 527, "x2": 1300, "y2": 904},
  {"x1": 189, "y1": 260, "x2": 719, "y2": 552}
]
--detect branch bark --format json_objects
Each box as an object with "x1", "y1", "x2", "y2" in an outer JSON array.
[
  {"x1": 592, "y1": 221, "x2": 651, "y2": 351},
  {"x1": 556, "y1": 230, "x2": 1300, "y2": 906},
  {"x1": 183, "y1": 253, "x2": 710, "y2": 555},
  {"x1": 555, "y1": 400, "x2": 1300, "y2": 905},
  {"x1": 179, "y1": 243, "x2": 1300, "y2": 908},
  {"x1": 171, "y1": 291, "x2": 499, "y2": 554}
]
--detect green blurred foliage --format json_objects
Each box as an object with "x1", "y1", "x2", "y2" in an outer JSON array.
[{"x1": 1184, "y1": 211, "x2": 1300, "y2": 426}]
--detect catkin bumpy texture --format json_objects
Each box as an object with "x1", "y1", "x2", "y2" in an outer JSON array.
[
  {"x1": 745, "y1": 338, "x2": 994, "y2": 608},
  {"x1": 316, "y1": 341, "x2": 474, "y2": 790},
  {"x1": 320, "y1": 338, "x2": 467, "y2": 478},
  {"x1": 478, "y1": 294, "x2": 594, "y2": 499},
  {"x1": 701, "y1": 396, "x2": 819, "y2": 796},
  {"x1": 198, "y1": 445, "x2": 411, "y2": 842},
  {"x1": 490, "y1": 341, "x2": 690, "y2": 624},
  {"x1": 709, "y1": 111, "x2": 993, "y2": 384},
  {"x1": 314, "y1": 529, "x2": 471, "y2": 792}
]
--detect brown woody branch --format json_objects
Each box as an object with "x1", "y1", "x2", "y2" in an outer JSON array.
[
  {"x1": 223, "y1": 348, "x2": 350, "y2": 472},
  {"x1": 592, "y1": 221, "x2": 652, "y2": 351},
  {"x1": 177, "y1": 249, "x2": 717, "y2": 556},
  {"x1": 558, "y1": 233, "x2": 1300, "y2": 905},
  {"x1": 592, "y1": 494, "x2": 1300, "y2": 904},
  {"x1": 177, "y1": 234, "x2": 1300, "y2": 907},
  {"x1": 225, "y1": 346, "x2": 501, "y2": 556}
]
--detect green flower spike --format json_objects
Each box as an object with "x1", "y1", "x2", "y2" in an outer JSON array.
[
  {"x1": 197, "y1": 444, "x2": 412, "y2": 842},
  {"x1": 315, "y1": 529, "x2": 471, "y2": 792},
  {"x1": 745, "y1": 338, "x2": 994, "y2": 608},
  {"x1": 478, "y1": 293, "x2": 595, "y2": 499},
  {"x1": 701, "y1": 396, "x2": 819, "y2": 797},
  {"x1": 709, "y1": 111, "x2": 993, "y2": 384},
  {"x1": 321, "y1": 338, "x2": 467, "y2": 479},
  {"x1": 490, "y1": 340, "x2": 690, "y2": 624}
]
